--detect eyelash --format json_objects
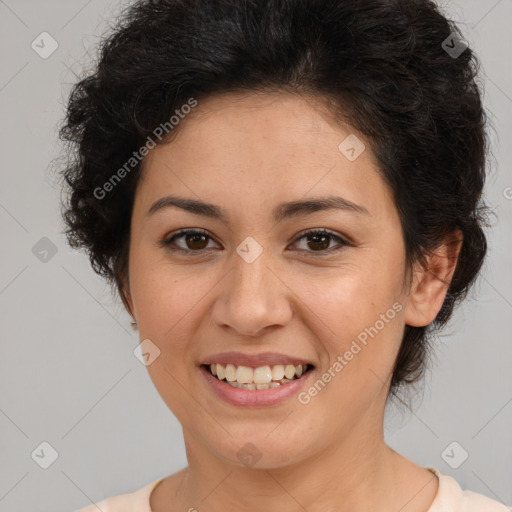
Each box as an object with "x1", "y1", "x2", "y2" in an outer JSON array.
[{"x1": 160, "y1": 228, "x2": 351, "y2": 257}]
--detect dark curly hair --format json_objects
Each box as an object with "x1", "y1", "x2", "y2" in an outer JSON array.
[{"x1": 58, "y1": 0, "x2": 491, "y2": 399}]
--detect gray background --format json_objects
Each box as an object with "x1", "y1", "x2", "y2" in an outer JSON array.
[{"x1": 0, "y1": 1, "x2": 511, "y2": 511}]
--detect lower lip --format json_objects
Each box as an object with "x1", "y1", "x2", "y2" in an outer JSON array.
[{"x1": 200, "y1": 365, "x2": 314, "y2": 407}]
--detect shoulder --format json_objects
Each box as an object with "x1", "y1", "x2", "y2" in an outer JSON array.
[
  {"x1": 74, "y1": 478, "x2": 163, "y2": 512},
  {"x1": 427, "y1": 467, "x2": 511, "y2": 512}
]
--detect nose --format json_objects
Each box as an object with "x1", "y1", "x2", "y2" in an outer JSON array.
[{"x1": 210, "y1": 251, "x2": 293, "y2": 337}]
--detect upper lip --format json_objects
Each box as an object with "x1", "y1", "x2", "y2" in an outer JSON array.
[{"x1": 200, "y1": 351, "x2": 315, "y2": 368}]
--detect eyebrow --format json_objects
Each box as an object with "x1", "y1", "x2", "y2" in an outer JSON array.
[{"x1": 147, "y1": 194, "x2": 370, "y2": 222}]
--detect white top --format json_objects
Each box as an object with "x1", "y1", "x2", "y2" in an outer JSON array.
[{"x1": 75, "y1": 467, "x2": 511, "y2": 511}]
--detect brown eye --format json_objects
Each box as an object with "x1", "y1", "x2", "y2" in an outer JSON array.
[
  {"x1": 292, "y1": 229, "x2": 349, "y2": 255},
  {"x1": 183, "y1": 232, "x2": 209, "y2": 250},
  {"x1": 162, "y1": 229, "x2": 218, "y2": 253},
  {"x1": 161, "y1": 228, "x2": 350, "y2": 256},
  {"x1": 305, "y1": 232, "x2": 331, "y2": 251}
]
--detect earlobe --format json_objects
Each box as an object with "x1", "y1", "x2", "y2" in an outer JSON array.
[{"x1": 404, "y1": 230, "x2": 463, "y2": 327}]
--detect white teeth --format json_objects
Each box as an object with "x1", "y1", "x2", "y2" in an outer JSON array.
[
  {"x1": 216, "y1": 364, "x2": 225, "y2": 380},
  {"x1": 208, "y1": 363, "x2": 310, "y2": 386},
  {"x1": 235, "y1": 365, "x2": 254, "y2": 384},
  {"x1": 225, "y1": 363, "x2": 237, "y2": 382},
  {"x1": 225, "y1": 378, "x2": 294, "y2": 390},
  {"x1": 271, "y1": 364, "x2": 285, "y2": 381},
  {"x1": 253, "y1": 365, "x2": 272, "y2": 384},
  {"x1": 284, "y1": 364, "x2": 296, "y2": 379}
]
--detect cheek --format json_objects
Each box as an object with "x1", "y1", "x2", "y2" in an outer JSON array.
[
  {"x1": 128, "y1": 250, "x2": 224, "y2": 381},
  {"x1": 295, "y1": 275, "x2": 404, "y2": 435},
  {"x1": 298, "y1": 263, "x2": 403, "y2": 341},
  {"x1": 129, "y1": 249, "x2": 207, "y2": 331},
  {"x1": 294, "y1": 257, "x2": 405, "y2": 393},
  {"x1": 128, "y1": 253, "x2": 211, "y2": 413}
]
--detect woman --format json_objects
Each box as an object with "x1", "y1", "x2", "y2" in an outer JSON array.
[{"x1": 60, "y1": 0, "x2": 509, "y2": 510}]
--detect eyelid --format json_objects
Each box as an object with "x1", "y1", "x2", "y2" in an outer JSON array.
[
  {"x1": 162, "y1": 228, "x2": 219, "y2": 252},
  {"x1": 290, "y1": 228, "x2": 351, "y2": 255},
  {"x1": 161, "y1": 227, "x2": 351, "y2": 255}
]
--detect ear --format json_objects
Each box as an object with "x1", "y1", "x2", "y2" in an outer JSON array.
[
  {"x1": 120, "y1": 279, "x2": 135, "y2": 322},
  {"x1": 404, "y1": 229, "x2": 463, "y2": 327}
]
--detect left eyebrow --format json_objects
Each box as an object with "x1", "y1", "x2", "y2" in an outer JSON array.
[
  {"x1": 146, "y1": 194, "x2": 370, "y2": 223},
  {"x1": 272, "y1": 195, "x2": 370, "y2": 222}
]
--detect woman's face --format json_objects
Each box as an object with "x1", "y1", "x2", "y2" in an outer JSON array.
[{"x1": 125, "y1": 91, "x2": 419, "y2": 468}]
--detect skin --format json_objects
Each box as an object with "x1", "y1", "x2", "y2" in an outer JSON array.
[{"x1": 123, "y1": 91, "x2": 462, "y2": 512}]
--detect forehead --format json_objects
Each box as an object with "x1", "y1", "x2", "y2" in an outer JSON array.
[{"x1": 136, "y1": 91, "x2": 396, "y2": 225}]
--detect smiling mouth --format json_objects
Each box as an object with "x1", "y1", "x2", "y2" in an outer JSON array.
[{"x1": 202, "y1": 363, "x2": 314, "y2": 390}]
